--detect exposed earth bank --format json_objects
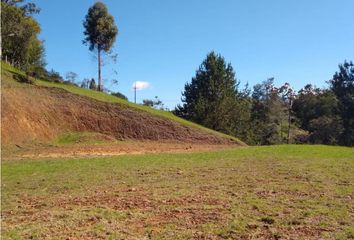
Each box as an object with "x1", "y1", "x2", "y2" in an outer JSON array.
[{"x1": 2, "y1": 82, "x2": 240, "y2": 146}]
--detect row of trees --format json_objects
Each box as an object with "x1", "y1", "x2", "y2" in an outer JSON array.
[{"x1": 175, "y1": 52, "x2": 354, "y2": 146}]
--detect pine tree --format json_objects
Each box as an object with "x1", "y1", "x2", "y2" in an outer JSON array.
[
  {"x1": 330, "y1": 61, "x2": 354, "y2": 146},
  {"x1": 175, "y1": 52, "x2": 239, "y2": 133}
]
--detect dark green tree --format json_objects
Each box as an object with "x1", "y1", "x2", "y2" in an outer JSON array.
[
  {"x1": 142, "y1": 99, "x2": 154, "y2": 107},
  {"x1": 292, "y1": 85, "x2": 342, "y2": 144},
  {"x1": 222, "y1": 83, "x2": 253, "y2": 144},
  {"x1": 111, "y1": 91, "x2": 128, "y2": 100},
  {"x1": 329, "y1": 61, "x2": 354, "y2": 146},
  {"x1": 83, "y1": 2, "x2": 118, "y2": 91},
  {"x1": 175, "y1": 52, "x2": 239, "y2": 133},
  {"x1": 89, "y1": 78, "x2": 97, "y2": 90},
  {"x1": 293, "y1": 85, "x2": 337, "y2": 129},
  {"x1": 308, "y1": 116, "x2": 343, "y2": 145}
]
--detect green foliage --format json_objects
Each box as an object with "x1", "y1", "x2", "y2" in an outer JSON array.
[
  {"x1": 174, "y1": 55, "x2": 353, "y2": 146},
  {"x1": 83, "y1": 1, "x2": 118, "y2": 91},
  {"x1": 83, "y1": 2, "x2": 118, "y2": 52},
  {"x1": 89, "y1": 78, "x2": 97, "y2": 90},
  {"x1": 44, "y1": 69, "x2": 63, "y2": 83},
  {"x1": 244, "y1": 78, "x2": 299, "y2": 145},
  {"x1": 143, "y1": 96, "x2": 167, "y2": 110},
  {"x1": 142, "y1": 99, "x2": 154, "y2": 107},
  {"x1": 175, "y1": 55, "x2": 304, "y2": 145},
  {"x1": 1, "y1": 0, "x2": 40, "y2": 14},
  {"x1": 293, "y1": 86, "x2": 342, "y2": 144},
  {"x1": 1, "y1": 1, "x2": 45, "y2": 74},
  {"x1": 330, "y1": 61, "x2": 354, "y2": 146},
  {"x1": 176, "y1": 52, "x2": 240, "y2": 133},
  {"x1": 111, "y1": 91, "x2": 128, "y2": 100},
  {"x1": 308, "y1": 116, "x2": 343, "y2": 145},
  {"x1": 27, "y1": 38, "x2": 46, "y2": 77},
  {"x1": 292, "y1": 60, "x2": 354, "y2": 147},
  {"x1": 250, "y1": 78, "x2": 285, "y2": 145},
  {"x1": 227, "y1": 85, "x2": 253, "y2": 143}
]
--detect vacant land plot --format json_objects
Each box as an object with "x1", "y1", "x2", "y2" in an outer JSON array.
[{"x1": 2, "y1": 145, "x2": 354, "y2": 239}]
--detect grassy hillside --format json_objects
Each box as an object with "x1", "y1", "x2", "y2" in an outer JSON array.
[
  {"x1": 2, "y1": 145, "x2": 354, "y2": 239},
  {"x1": 1, "y1": 62, "x2": 243, "y2": 144}
]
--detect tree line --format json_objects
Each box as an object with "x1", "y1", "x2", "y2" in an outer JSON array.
[{"x1": 175, "y1": 52, "x2": 354, "y2": 146}]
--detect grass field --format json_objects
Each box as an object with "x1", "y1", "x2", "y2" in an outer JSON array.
[{"x1": 2, "y1": 145, "x2": 354, "y2": 239}]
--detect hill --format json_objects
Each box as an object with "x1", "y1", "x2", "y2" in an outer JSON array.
[{"x1": 1, "y1": 63, "x2": 244, "y2": 147}]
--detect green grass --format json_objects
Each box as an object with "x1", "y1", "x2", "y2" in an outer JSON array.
[
  {"x1": 2, "y1": 145, "x2": 354, "y2": 239},
  {"x1": 1, "y1": 62, "x2": 243, "y2": 144}
]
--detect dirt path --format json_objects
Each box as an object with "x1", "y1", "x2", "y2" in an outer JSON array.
[{"x1": 2, "y1": 141, "x2": 240, "y2": 160}]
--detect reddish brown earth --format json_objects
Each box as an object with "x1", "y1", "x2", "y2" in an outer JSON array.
[
  {"x1": 2, "y1": 141, "x2": 237, "y2": 160},
  {"x1": 1, "y1": 82, "x2": 239, "y2": 146}
]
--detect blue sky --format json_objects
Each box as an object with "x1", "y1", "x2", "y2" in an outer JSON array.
[{"x1": 32, "y1": 0, "x2": 354, "y2": 108}]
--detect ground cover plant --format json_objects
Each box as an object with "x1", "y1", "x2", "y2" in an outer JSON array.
[{"x1": 2, "y1": 145, "x2": 354, "y2": 239}]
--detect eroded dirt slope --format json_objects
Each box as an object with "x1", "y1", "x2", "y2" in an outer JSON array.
[{"x1": 2, "y1": 82, "x2": 238, "y2": 145}]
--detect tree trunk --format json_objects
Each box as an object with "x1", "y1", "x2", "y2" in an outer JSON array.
[
  {"x1": 98, "y1": 47, "x2": 102, "y2": 91},
  {"x1": 287, "y1": 106, "x2": 291, "y2": 144}
]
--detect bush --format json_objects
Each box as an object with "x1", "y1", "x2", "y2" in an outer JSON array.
[
  {"x1": 13, "y1": 73, "x2": 33, "y2": 84},
  {"x1": 111, "y1": 91, "x2": 128, "y2": 100}
]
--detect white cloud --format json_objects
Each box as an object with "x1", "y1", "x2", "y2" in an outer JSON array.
[{"x1": 132, "y1": 81, "x2": 150, "y2": 91}]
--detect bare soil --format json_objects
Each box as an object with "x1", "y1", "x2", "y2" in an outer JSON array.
[
  {"x1": 1, "y1": 84, "x2": 238, "y2": 145},
  {"x1": 2, "y1": 141, "x2": 237, "y2": 160}
]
